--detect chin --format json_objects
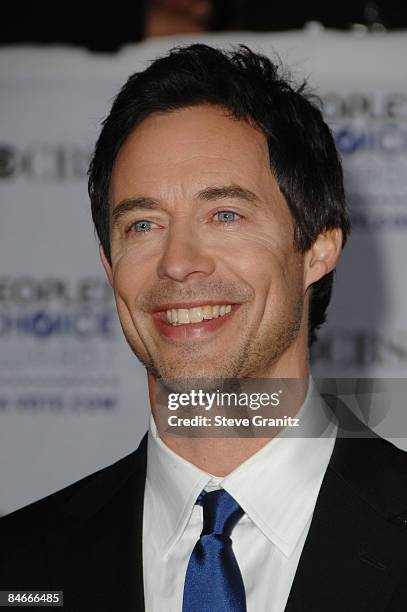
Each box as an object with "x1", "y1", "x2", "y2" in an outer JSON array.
[
  {"x1": 153, "y1": 362, "x2": 235, "y2": 393},
  {"x1": 159, "y1": 365, "x2": 223, "y2": 382}
]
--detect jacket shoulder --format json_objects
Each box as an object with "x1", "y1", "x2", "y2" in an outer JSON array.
[
  {"x1": 329, "y1": 434, "x2": 407, "y2": 518},
  {"x1": 0, "y1": 433, "x2": 147, "y2": 574}
]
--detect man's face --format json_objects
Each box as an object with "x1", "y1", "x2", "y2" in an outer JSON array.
[{"x1": 104, "y1": 105, "x2": 308, "y2": 382}]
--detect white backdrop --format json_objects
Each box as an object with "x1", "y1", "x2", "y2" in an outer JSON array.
[{"x1": 1, "y1": 31, "x2": 407, "y2": 515}]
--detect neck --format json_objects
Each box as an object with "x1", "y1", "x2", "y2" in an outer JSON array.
[{"x1": 147, "y1": 356, "x2": 309, "y2": 477}]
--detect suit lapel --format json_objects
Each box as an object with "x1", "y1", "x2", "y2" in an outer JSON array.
[
  {"x1": 46, "y1": 434, "x2": 148, "y2": 612},
  {"x1": 285, "y1": 436, "x2": 407, "y2": 611}
]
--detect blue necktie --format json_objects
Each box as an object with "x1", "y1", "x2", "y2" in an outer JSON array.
[{"x1": 182, "y1": 489, "x2": 247, "y2": 612}]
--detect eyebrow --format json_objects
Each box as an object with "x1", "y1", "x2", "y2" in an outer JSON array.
[
  {"x1": 196, "y1": 184, "x2": 260, "y2": 205},
  {"x1": 111, "y1": 197, "x2": 160, "y2": 226},
  {"x1": 110, "y1": 184, "x2": 260, "y2": 227}
]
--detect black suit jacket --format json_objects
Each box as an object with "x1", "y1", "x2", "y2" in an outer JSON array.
[{"x1": 1, "y1": 426, "x2": 407, "y2": 611}]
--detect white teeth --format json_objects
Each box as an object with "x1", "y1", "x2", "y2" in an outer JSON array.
[
  {"x1": 203, "y1": 305, "x2": 212, "y2": 320},
  {"x1": 189, "y1": 307, "x2": 204, "y2": 323},
  {"x1": 165, "y1": 304, "x2": 233, "y2": 326},
  {"x1": 177, "y1": 309, "x2": 190, "y2": 324}
]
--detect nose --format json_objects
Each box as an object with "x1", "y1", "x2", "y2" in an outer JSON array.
[{"x1": 156, "y1": 220, "x2": 215, "y2": 282}]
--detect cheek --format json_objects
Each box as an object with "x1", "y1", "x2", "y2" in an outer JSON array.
[
  {"x1": 219, "y1": 223, "x2": 295, "y2": 280},
  {"x1": 110, "y1": 247, "x2": 153, "y2": 305},
  {"x1": 227, "y1": 233, "x2": 304, "y2": 314}
]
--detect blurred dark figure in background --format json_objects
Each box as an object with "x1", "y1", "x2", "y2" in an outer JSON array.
[
  {"x1": 1, "y1": 1, "x2": 406, "y2": 52},
  {"x1": 144, "y1": 0, "x2": 215, "y2": 37}
]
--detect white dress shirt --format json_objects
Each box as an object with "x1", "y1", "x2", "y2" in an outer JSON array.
[{"x1": 143, "y1": 378, "x2": 337, "y2": 612}]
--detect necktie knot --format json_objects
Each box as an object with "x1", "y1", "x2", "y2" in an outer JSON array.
[{"x1": 197, "y1": 489, "x2": 245, "y2": 538}]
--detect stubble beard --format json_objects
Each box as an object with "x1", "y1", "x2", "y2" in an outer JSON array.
[{"x1": 123, "y1": 295, "x2": 304, "y2": 394}]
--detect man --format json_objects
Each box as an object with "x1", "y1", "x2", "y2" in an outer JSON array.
[{"x1": 1, "y1": 44, "x2": 407, "y2": 611}]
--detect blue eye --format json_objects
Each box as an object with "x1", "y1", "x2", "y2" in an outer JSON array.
[
  {"x1": 132, "y1": 220, "x2": 152, "y2": 232},
  {"x1": 216, "y1": 211, "x2": 239, "y2": 222}
]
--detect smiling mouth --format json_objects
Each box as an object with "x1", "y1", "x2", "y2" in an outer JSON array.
[
  {"x1": 151, "y1": 302, "x2": 240, "y2": 339},
  {"x1": 164, "y1": 303, "x2": 232, "y2": 325}
]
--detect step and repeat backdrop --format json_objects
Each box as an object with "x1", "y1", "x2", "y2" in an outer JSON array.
[{"x1": 1, "y1": 31, "x2": 406, "y2": 514}]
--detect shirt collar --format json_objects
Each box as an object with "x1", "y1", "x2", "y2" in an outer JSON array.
[
  {"x1": 146, "y1": 415, "x2": 213, "y2": 556},
  {"x1": 146, "y1": 377, "x2": 337, "y2": 558},
  {"x1": 222, "y1": 378, "x2": 337, "y2": 557}
]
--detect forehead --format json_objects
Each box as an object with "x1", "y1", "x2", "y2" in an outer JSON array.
[{"x1": 109, "y1": 105, "x2": 274, "y2": 205}]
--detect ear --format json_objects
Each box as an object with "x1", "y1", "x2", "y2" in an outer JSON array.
[
  {"x1": 99, "y1": 244, "x2": 113, "y2": 287},
  {"x1": 304, "y1": 228, "x2": 343, "y2": 291}
]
